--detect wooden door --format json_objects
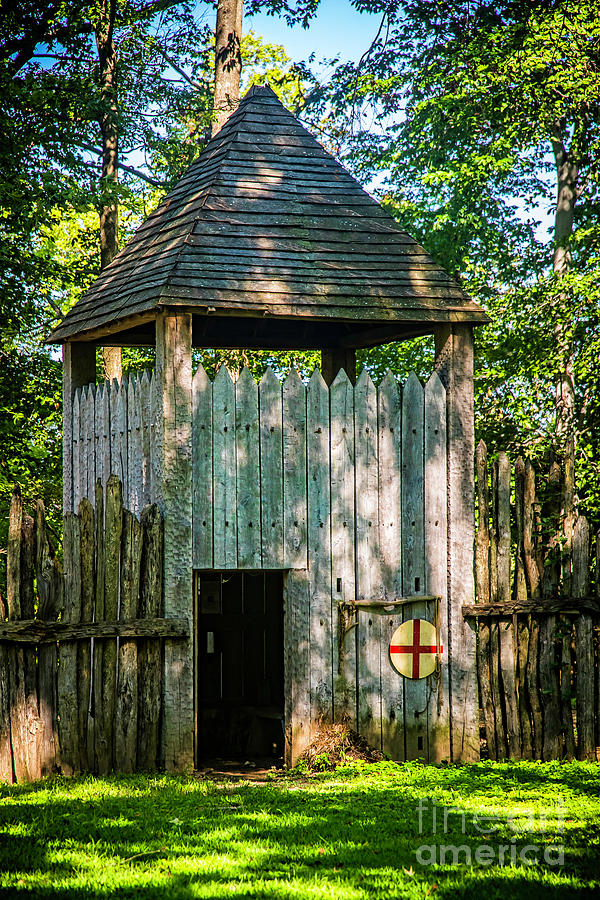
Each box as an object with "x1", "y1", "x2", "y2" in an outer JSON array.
[{"x1": 195, "y1": 571, "x2": 284, "y2": 759}]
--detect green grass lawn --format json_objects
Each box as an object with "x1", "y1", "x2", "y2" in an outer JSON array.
[{"x1": 0, "y1": 760, "x2": 599, "y2": 898}]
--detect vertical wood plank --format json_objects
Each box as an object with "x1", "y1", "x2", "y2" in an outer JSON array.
[
  {"x1": 236, "y1": 367, "x2": 261, "y2": 568},
  {"x1": 140, "y1": 371, "x2": 152, "y2": 508},
  {"x1": 72, "y1": 390, "x2": 82, "y2": 512},
  {"x1": 36, "y1": 499, "x2": 61, "y2": 776},
  {"x1": 7, "y1": 488, "x2": 27, "y2": 782},
  {"x1": 137, "y1": 504, "x2": 164, "y2": 770},
  {"x1": 118, "y1": 377, "x2": 129, "y2": 500},
  {"x1": 0, "y1": 583, "x2": 13, "y2": 781},
  {"x1": 58, "y1": 513, "x2": 81, "y2": 775},
  {"x1": 86, "y1": 385, "x2": 96, "y2": 504},
  {"x1": 149, "y1": 370, "x2": 160, "y2": 505},
  {"x1": 378, "y1": 372, "x2": 404, "y2": 761},
  {"x1": 93, "y1": 479, "x2": 105, "y2": 773},
  {"x1": 213, "y1": 366, "x2": 237, "y2": 568},
  {"x1": 94, "y1": 383, "x2": 104, "y2": 492},
  {"x1": 259, "y1": 369, "x2": 284, "y2": 568},
  {"x1": 78, "y1": 498, "x2": 95, "y2": 771},
  {"x1": 402, "y1": 373, "x2": 427, "y2": 760},
  {"x1": 128, "y1": 376, "x2": 143, "y2": 516},
  {"x1": 434, "y1": 325, "x2": 479, "y2": 762},
  {"x1": 102, "y1": 381, "x2": 111, "y2": 495},
  {"x1": 192, "y1": 365, "x2": 213, "y2": 569},
  {"x1": 283, "y1": 370, "x2": 308, "y2": 569},
  {"x1": 307, "y1": 369, "x2": 333, "y2": 727},
  {"x1": 330, "y1": 369, "x2": 356, "y2": 727},
  {"x1": 115, "y1": 509, "x2": 142, "y2": 773},
  {"x1": 21, "y1": 513, "x2": 43, "y2": 781},
  {"x1": 574, "y1": 517, "x2": 595, "y2": 760},
  {"x1": 78, "y1": 387, "x2": 88, "y2": 509},
  {"x1": 524, "y1": 460, "x2": 543, "y2": 759},
  {"x1": 355, "y1": 370, "x2": 381, "y2": 749},
  {"x1": 155, "y1": 312, "x2": 194, "y2": 772},
  {"x1": 285, "y1": 569, "x2": 311, "y2": 764},
  {"x1": 62, "y1": 343, "x2": 96, "y2": 515},
  {"x1": 425, "y1": 371, "x2": 450, "y2": 762},
  {"x1": 497, "y1": 453, "x2": 521, "y2": 758},
  {"x1": 99, "y1": 474, "x2": 123, "y2": 774},
  {"x1": 514, "y1": 458, "x2": 533, "y2": 760},
  {"x1": 540, "y1": 460, "x2": 562, "y2": 760},
  {"x1": 475, "y1": 441, "x2": 496, "y2": 759}
]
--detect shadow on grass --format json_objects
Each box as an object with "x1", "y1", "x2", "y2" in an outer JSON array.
[{"x1": 0, "y1": 762, "x2": 598, "y2": 899}]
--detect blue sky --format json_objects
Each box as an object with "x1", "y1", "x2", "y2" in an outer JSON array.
[{"x1": 246, "y1": 1, "x2": 380, "y2": 64}]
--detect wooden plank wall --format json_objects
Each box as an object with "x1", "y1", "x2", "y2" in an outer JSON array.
[
  {"x1": 69, "y1": 372, "x2": 157, "y2": 515},
  {"x1": 66, "y1": 364, "x2": 454, "y2": 763},
  {"x1": 190, "y1": 365, "x2": 451, "y2": 762}
]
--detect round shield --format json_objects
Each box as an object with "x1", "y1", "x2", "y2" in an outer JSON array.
[{"x1": 389, "y1": 618, "x2": 441, "y2": 679}]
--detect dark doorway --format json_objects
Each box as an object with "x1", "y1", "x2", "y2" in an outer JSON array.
[{"x1": 195, "y1": 571, "x2": 284, "y2": 761}]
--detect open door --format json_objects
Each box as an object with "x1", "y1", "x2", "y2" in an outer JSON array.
[{"x1": 195, "y1": 571, "x2": 284, "y2": 761}]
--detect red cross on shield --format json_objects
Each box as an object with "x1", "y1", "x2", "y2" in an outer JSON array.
[{"x1": 389, "y1": 618, "x2": 442, "y2": 679}]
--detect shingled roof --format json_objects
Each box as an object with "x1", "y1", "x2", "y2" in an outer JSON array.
[{"x1": 47, "y1": 85, "x2": 488, "y2": 347}]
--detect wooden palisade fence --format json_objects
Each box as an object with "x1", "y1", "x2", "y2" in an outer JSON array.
[
  {"x1": 0, "y1": 476, "x2": 185, "y2": 783},
  {"x1": 469, "y1": 442, "x2": 599, "y2": 761}
]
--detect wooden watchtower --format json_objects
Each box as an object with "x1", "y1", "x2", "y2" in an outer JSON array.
[{"x1": 48, "y1": 85, "x2": 488, "y2": 771}]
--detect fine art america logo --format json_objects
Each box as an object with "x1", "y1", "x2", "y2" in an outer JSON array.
[{"x1": 414, "y1": 797, "x2": 565, "y2": 867}]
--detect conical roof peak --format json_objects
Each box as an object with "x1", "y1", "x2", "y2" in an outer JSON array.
[{"x1": 48, "y1": 86, "x2": 488, "y2": 345}]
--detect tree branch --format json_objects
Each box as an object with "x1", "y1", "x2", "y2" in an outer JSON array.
[{"x1": 78, "y1": 143, "x2": 163, "y2": 186}]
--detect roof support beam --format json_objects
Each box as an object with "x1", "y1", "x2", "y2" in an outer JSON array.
[{"x1": 321, "y1": 348, "x2": 356, "y2": 386}]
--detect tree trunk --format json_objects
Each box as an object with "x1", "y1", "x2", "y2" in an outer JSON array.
[
  {"x1": 550, "y1": 128, "x2": 579, "y2": 559},
  {"x1": 95, "y1": 0, "x2": 122, "y2": 382},
  {"x1": 213, "y1": 0, "x2": 243, "y2": 135}
]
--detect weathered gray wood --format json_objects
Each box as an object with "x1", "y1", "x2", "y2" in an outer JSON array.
[
  {"x1": 94, "y1": 383, "x2": 104, "y2": 492},
  {"x1": 128, "y1": 376, "x2": 143, "y2": 515},
  {"x1": 192, "y1": 365, "x2": 213, "y2": 568},
  {"x1": 150, "y1": 370, "x2": 160, "y2": 505},
  {"x1": 155, "y1": 311, "x2": 194, "y2": 772},
  {"x1": 355, "y1": 370, "x2": 381, "y2": 750},
  {"x1": 496, "y1": 454, "x2": 520, "y2": 758},
  {"x1": 118, "y1": 377, "x2": 129, "y2": 499},
  {"x1": 0, "y1": 584, "x2": 12, "y2": 781},
  {"x1": 574, "y1": 517, "x2": 595, "y2": 760},
  {"x1": 99, "y1": 474, "x2": 123, "y2": 774},
  {"x1": 434, "y1": 325, "x2": 479, "y2": 762},
  {"x1": 212, "y1": 365, "x2": 237, "y2": 568},
  {"x1": 425, "y1": 371, "x2": 450, "y2": 762},
  {"x1": 499, "y1": 618, "x2": 521, "y2": 758},
  {"x1": 236, "y1": 367, "x2": 261, "y2": 567},
  {"x1": 115, "y1": 510, "x2": 142, "y2": 773},
  {"x1": 402, "y1": 372, "x2": 427, "y2": 760},
  {"x1": 72, "y1": 390, "x2": 82, "y2": 511},
  {"x1": 20, "y1": 513, "x2": 43, "y2": 782},
  {"x1": 306, "y1": 369, "x2": 333, "y2": 727},
  {"x1": 58, "y1": 513, "x2": 82, "y2": 775},
  {"x1": 539, "y1": 460, "x2": 562, "y2": 760},
  {"x1": 78, "y1": 498, "x2": 95, "y2": 771},
  {"x1": 35, "y1": 499, "x2": 61, "y2": 777},
  {"x1": 259, "y1": 368, "x2": 284, "y2": 568},
  {"x1": 6, "y1": 488, "x2": 27, "y2": 782},
  {"x1": 137, "y1": 504, "x2": 164, "y2": 770},
  {"x1": 93, "y1": 479, "x2": 105, "y2": 773},
  {"x1": 489, "y1": 619, "x2": 506, "y2": 757},
  {"x1": 475, "y1": 441, "x2": 490, "y2": 605},
  {"x1": 330, "y1": 369, "x2": 356, "y2": 727},
  {"x1": 514, "y1": 457, "x2": 533, "y2": 759},
  {"x1": 62, "y1": 342, "x2": 96, "y2": 514},
  {"x1": 0, "y1": 618, "x2": 187, "y2": 643},
  {"x1": 285, "y1": 569, "x2": 311, "y2": 765},
  {"x1": 377, "y1": 372, "x2": 404, "y2": 761},
  {"x1": 475, "y1": 441, "x2": 496, "y2": 758},
  {"x1": 78, "y1": 387, "x2": 88, "y2": 508},
  {"x1": 102, "y1": 381, "x2": 112, "y2": 494},
  {"x1": 140, "y1": 371, "x2": 153, "y2": 508},
  {"x1": 523, "y1": 461, "x2": 542, "y2": 599},
  {"x1": 527, "y1": 615, "x2": 543, "y2": 760},
  {"x1": 85, "y1": 385, "x2": 96, "y2": 504},
  {"x1": 283, "y1": 369, "x2": 307, "y2": 569}
]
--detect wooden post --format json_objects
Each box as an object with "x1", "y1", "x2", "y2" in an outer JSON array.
[
  {"x1": 63, "y1": 342, "x2": 96, "y2": 514},
  {"x1": 321, "y1": 349, "x2": 356, "y2": 386},
  {"x1": 434, "y1": 324, "x2": 479, "y2": 762},
  {"x1": 574, "y1": 517, "x2": 595, "y2": 760},
  {"x1": 155, "y1": 311, "x2": 194, "y2": 772}
]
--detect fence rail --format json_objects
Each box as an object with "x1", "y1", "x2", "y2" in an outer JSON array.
[{"x1": 472, "y1": 442, "x2": 599, "y2": 761}]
